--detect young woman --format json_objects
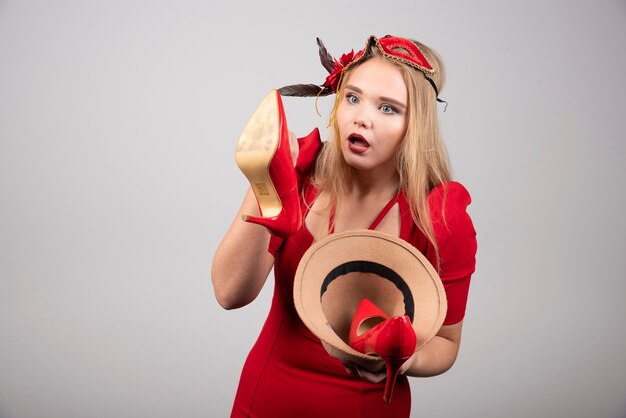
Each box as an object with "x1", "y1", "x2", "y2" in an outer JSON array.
[{"x1": 212, "y1": 35, "x2": 477, "y2": 418}]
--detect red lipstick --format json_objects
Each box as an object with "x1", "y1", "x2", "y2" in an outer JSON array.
[{"x1": 347, "y1": 134, "x2": 370, "y2": 154}]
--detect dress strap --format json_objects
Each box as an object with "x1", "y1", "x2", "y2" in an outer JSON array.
[
  {"x1": 368, "y1": 193, "x2": 399, "y2": 230},
  {"x1": 329, "y1": 192, "x2": 399, "y2": 233}
]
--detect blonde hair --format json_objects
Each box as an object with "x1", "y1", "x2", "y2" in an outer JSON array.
[{"x1": 313, "y1": 40, "x2": 451, "y2": 263}]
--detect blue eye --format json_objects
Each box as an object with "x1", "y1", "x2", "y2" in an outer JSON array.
[
  {"x1": 346, "y1": 94, "x2": 359, "y2": 104},
  {"x1": 380, "y1": 104, "x2": 397, "y2": 114}
]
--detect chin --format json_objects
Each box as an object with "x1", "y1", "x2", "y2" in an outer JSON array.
[{"x1": 342, "y1": 154, "x2": 371, "y2": 171}]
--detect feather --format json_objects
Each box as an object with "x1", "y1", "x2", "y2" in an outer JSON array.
[
  {"x1": 278, "y1": 84, "x2": 332, "y2": 97},
  {"x1": 317, "y1": 38, "x2": 336, "y2": 74}
]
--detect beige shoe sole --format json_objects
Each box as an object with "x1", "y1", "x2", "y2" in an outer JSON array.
[{"x1": 235, "y1": 90, "x2": 282, "y2": 218}]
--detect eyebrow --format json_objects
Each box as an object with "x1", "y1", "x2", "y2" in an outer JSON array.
[{"x1": 344, "y1": 84, "x2": 407, "y2": 109}]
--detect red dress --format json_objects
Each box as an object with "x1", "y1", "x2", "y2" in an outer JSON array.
[{"x1": 230, "y1": 130, "x2": 477, "y2": 418}]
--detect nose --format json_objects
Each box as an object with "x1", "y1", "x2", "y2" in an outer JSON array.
[{"x1": 354, "y1": 108, "x2": 373, "y2": 129}]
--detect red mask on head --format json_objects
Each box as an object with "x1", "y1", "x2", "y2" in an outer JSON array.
[
  {"x1": 354, "y1": 36, "x2": 435, "y2": 75},
  {"x1": 280, "y1": 35, "x2": 446, "y2": 109}
]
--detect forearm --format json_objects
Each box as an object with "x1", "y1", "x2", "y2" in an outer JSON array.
[
  {"x1": 403, "y1": 322, "x2": 463, "y2": 377},
  {"x1": 211, "y1": 187, "x2": 275, "y2": 309}
]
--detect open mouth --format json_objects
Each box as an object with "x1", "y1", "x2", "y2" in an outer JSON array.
[{"x1": 348, "y1": 134, "x2": 370, "y2": 148}]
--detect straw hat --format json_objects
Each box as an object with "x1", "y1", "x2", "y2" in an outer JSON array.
[{"x1": 293, "y1": 229, "x2": 447, "y2": 369}]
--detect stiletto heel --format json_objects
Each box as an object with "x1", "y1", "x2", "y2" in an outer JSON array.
[
  {"x1": 235, "y1": 89, "x2": 301, "y2": 237},
  {"x1": 381, "y1": 357, "x2": 406, "y2": 403},
  {"x1": 349, "y1": 298, "x2": 418, "y2": 403}
]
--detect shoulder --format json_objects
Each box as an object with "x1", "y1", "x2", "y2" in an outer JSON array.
[
  {"x1": 427, "y1": 181, "x2": 476, "y2": 260},
  {"x1": 427, "y1": 181, "x2": 472, "y2": 221},
  {"x1": 295, "y1": 128, "x2": 323, "y2": 178}
]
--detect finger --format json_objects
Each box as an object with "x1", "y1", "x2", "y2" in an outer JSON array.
[
  {"x1": 360, "y1": 359, "x2": 386, "y2": 373},
  {"x1": 399, "y1": 353, "x2": 415, "y2": 375},
  {"x1": 288, "y1": 131, "x2": 299, "y2": 164},
  {"x1": 342, "y1": 362, "x2": 357, "y2": 376},
  {"x1": 356, "y1": 367, "x2": 387, "y2": 384}
]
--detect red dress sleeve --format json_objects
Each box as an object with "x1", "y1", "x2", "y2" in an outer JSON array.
[
  {"x1": 426, "y1": 182, "x2": 477, "y2": 325},
  {"x1": 268, "y1": 128, "x2": 322, "y2": 257}
]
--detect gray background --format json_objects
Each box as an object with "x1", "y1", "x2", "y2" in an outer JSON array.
[{"x1": 1, "y1": 0, "x2": 625, "y2": 417}]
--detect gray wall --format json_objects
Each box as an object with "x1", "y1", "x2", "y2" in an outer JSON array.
[{"x1": 1, "y1": 1, "x2": 625, "y2": 417}]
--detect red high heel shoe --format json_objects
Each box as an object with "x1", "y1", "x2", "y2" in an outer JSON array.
[
  {"x1": 349, "y1": 298, "x2": 418, "y2": 403},
  {"x1": 235, "y1": 90, "x2": 302, "y2": 238}
]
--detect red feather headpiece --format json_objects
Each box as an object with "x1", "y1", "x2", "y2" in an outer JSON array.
[{"x1": 279, "y1": 35, "x2": 446, "y2": 108}]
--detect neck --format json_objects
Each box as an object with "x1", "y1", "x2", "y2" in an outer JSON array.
[{"x1": 349, "y1": 165, "x2": 399, "y2": 200}]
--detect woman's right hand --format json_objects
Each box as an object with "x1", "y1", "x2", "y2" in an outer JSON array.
[
  {"x1": 289, "y1": 130, "x2": 299, "y2": 165},
  {"x1": 342, "y1": 360, "x2": 387, "y2": 383}
]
